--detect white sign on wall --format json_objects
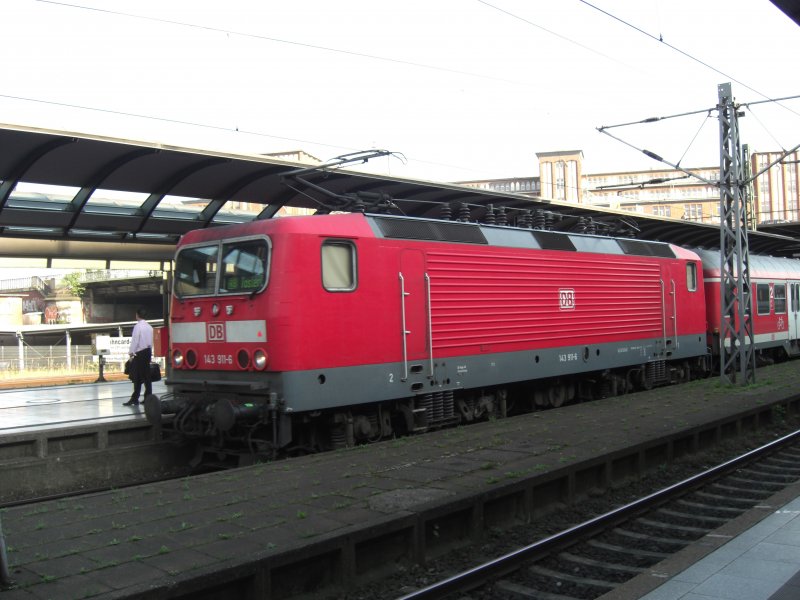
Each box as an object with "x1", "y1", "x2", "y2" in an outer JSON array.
[{"x1": 95, "y1": 335, "x2": 131, "y2": 361}]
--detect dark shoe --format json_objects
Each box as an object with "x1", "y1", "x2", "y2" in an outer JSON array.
[{"x1": 123, "y1": 400, "x2": 139, "y2": 406}]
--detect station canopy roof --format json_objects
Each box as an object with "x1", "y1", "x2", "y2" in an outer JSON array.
[{"x1": 1, "y1": 122, "x2": 799, "y2": 262}]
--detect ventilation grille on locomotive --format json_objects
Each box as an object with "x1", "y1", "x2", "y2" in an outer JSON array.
[
  {"x1": 373, "y1": 217, "x2": 488, "y2": 244},
  {"x1": 618, "y1": 239, "x2": 676, "y2": 258},
  {"x1": 533, "y1": 230, "x2": 577, "y2": 251}
]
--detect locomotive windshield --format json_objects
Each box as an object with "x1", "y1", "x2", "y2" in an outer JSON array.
[{"x1": 174, "y1": 237, "x2": 270, "y2": 298}]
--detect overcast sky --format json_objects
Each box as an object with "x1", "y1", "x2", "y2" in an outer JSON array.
[{"x1": 2, "y1": 0, "x2": 799, "y2": 184}]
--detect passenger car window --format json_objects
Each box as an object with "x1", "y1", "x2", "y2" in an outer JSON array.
[
  {"x1": 756, "y1": 283, "x2": 771, "y2": 315},
  {"x1": 322, "y1": 240, "x2": 356, "y2": 291},
  {"x1": 774, "y1": 284, "x2": 787, "y2": 314}
]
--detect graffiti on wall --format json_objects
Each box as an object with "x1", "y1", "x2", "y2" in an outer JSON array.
[{"x1": 44, "y1": 300, "x2": 84, "y2": 325}]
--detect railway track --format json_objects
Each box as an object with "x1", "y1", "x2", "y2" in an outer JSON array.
[{"x1": 397, "y1": 429, "x2": 800, "y2": 600}]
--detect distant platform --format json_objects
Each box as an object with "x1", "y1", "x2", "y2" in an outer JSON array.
[
  {"x1": 0, "y1": 377, "x2": 168, "y2": 435},
  {"x1": 0, "y1": 377, "x2": 184, "y2": 504}
]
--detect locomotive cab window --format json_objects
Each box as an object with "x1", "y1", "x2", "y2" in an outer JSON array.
[
  {"x1": 175, "y1": 237, "x2": 269, "y2": 298},
  {"x1": 686, "y1": 262, "x2": 697, "y2": 291},
  {"x1": 174, "y1": 244, "x2": 219, "y2": 297},
  {"x1": 322, "y1": 240, "x2": 357, "y2": 291},
  {"x1": 219, "y1": 238, "x2": 270, "y2": 295}
]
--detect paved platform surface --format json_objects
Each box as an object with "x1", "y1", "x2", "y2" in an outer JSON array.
[
  {"x1": 638, "y1": 493, "x2": 800, "y2": 600},
  {"x1": 0, "y1": 378, "x2": 169, "y2": 435},
  {"x1": 0, "y1": 362, "x2": 799, "y2": 599}
]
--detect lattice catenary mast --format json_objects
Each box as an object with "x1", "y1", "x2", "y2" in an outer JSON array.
[{"x1": 717, "y1": 82, "x2": 755, "y2": 385}]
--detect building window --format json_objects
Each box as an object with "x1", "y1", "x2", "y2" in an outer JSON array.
[
  {"x1": 555, "y1": 161, "x2": 566, "y2": 201},
  {"x1": 683, "y1": 204, "x2": 703, "y2": 222},
  {"x1": 568, "y1": 161, "x2": 578, "y2": 201},
  {"x1": 787, "y1": 163, "x2": 798, "y2": 220},
  {"x1": 653, "y1": 205, "x2": 671, "y2": 217}
]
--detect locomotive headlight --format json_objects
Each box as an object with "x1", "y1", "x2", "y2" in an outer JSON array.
[
  {"x1": 225, "y1": 305, "x2": 234, "y2": 316},
  {"x1": 253, "y1": 349, "x2": 268, "y2": 370},
  {"x1": 193, "y1": 306, "x2": 201, "y2": 317},
  {"x1": 172, "y1": 350, "x2": 184, "y2": 368},
  {"x1": 211, "y1": 303, "x2": 220, "y2": 316}
]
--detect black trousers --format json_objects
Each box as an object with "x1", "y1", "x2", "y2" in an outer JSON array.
[{"x1": 129, "y1": 348, "x2": 152, "y2": 403}]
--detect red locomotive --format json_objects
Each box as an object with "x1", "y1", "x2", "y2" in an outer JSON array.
[{"x1": 146, "y1": 211, "x2": 719, "y2": 459}]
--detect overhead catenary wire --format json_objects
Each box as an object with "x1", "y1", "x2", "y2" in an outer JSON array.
[
  {"x1": 598, "y1": 92, "x2": 800, "y2": 188},
  {"x1": 466, "y1": 6, "x2": 800, "y2": 202},
  {"x1": 479, "y1": 0, "x2": 788, "y2": 117},
  {"x1": 474, "y1": 0, "x2": 627, "y2": 66},
  {"x1": 0, "y1": 93, "x2": 485, "y2": 178},
  {"x1": 12, "y1": 0, "x2": 799, "y2": 187},
  {"x1": 597, "y1": 126, "x2": 719, "y2": 187},
  {"x1": 576, "y1": 1, "x2": 800, "y2": 192},
  {"x1": 35, "y1": 0, "x2": 517, "y2": 85},
  {"x1": 746, "y1": 143, "x2": 800, "y2": 186},
  {"x1": 594, "y1": 174, "x2": 692, "y2": 191},
  {"x1": 746, "y1": 105, "x2": 787, "y2": 151},
  {"x1": 676, "y1": 111, "x2": 714, "y2": 168},
  {"x1": 577, "y1": 0, "x2": 785, "y2": 107}
]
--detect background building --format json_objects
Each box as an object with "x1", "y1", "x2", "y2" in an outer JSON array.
[{"x1": 459, "y1": 149, "x2": 800, "y2": 228}]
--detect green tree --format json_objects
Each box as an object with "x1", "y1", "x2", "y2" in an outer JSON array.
[{"x1": 63, "y1": 273, "x2": 86, "y2": 298}]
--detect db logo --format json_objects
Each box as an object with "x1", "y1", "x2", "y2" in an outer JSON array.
[
  {"x1": 208, "y1": 322, "x2": 226, "y2": 342},
  {"x1": 559, "y1": 288, "x2": 575, "y2": 310}
]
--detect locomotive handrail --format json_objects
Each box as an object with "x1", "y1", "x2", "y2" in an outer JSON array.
[
  {"x1": 425, "y1": 274, "x2": 434, "y2": 378},
  {"x1": 672, "y1": 279, "x2": 678, "y2": 349},
  {"x1": 660, "y1": 278, "x2": 667, "y2": 352},
  {"x1": 399, "y1": 272, "x2": 410, "y2": 381}
]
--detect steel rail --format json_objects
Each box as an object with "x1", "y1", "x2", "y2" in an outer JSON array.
[
  {"x1": 0, "y1": 514, "x2": 10, "y2": 588},
  {"x1": 396, "y1": 427, "x2": 800, "y2": 600}
]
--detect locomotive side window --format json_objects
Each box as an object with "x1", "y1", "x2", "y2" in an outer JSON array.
[
  {"x1": 774, "y1": 284, "x2": 787, "y2": 314},
  {"x1": 220, "y1": 239, "x2": 269, "y2": 294},
  {"x1": 322, "y1": 240, "x2": 357, "y2": 291},
  {"x1": 686, "y1": 262, "x2": 697, "y2": 291},
  {"x1": 756, "y1": 283, "x2": 771, "y2": 315},
  {"x1": 174, "y1": 244, "x2": 219, "y2": 297}
]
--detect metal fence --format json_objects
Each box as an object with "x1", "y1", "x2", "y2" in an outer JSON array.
[
  {"x1": 0, "y1": 275, "x2": 51, "y2": 294},
  {"x1": 0, "y1": 345, "x2": 127, "y2": 375}
]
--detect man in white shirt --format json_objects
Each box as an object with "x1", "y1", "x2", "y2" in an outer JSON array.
[{"x1": 124, "y1": 306, "x2": 154, "y2": 406}]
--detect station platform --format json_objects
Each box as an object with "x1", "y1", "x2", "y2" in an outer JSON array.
[
  {"x1": 616, "y1": 489, "x2": 800, "y2": 600},
  {"x1": 1, "y1": 362, "x2": 800, "y2": 599}
]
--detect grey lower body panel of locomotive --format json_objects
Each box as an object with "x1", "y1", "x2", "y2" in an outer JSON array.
[
  {"x1": 157, "y1": 334, "x2": 708, "y2": 454},
  {"x1": 274, "y1": 333, "x2": 708, "y2": 412}
]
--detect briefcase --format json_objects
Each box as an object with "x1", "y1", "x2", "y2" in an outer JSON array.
[{"x1": 149, "y1": 363, "x2": 162, "y2": 382}]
